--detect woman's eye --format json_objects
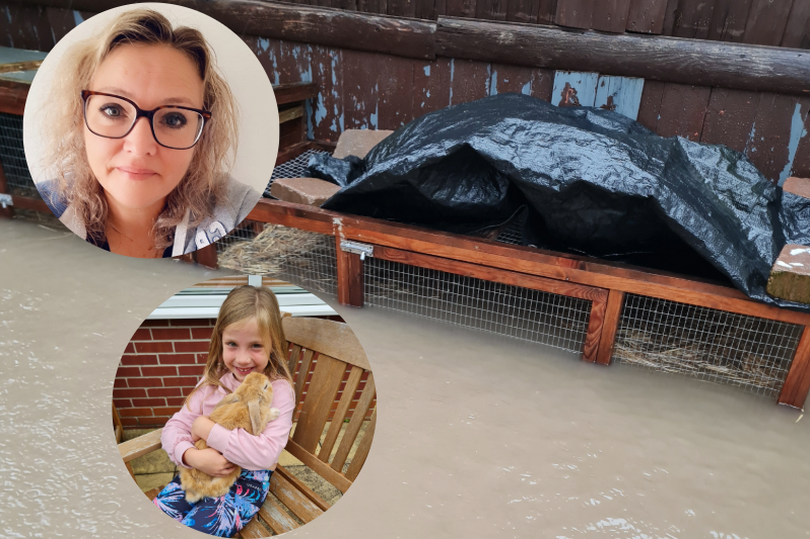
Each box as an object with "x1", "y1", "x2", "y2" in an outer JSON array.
[
  {"x1": 160, "y1": 112, "x2": 188, "y2": 129},
  {"x1": 99, "y1": 104, "x2": 126, "y2": 119}
]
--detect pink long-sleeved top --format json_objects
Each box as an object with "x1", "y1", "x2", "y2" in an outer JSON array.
[{"x1": 161, "y1": 373, "x2": 296, "y2": 471}]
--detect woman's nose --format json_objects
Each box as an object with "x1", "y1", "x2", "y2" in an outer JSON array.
[{"x1": 123, "y1": 117, "x2": 158, "y2": 155}]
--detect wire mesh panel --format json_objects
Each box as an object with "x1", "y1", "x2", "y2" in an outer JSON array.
[
  {"x1": 0, "y1": 112, "x2": 38, "y2": 197},
  {"x1": 265, "y1": 149, "x2": 330, "y2": 196},
  {"x1": 363, "y1": 257, "x2": 592, "y2": 354},
  {"x1": 613, "y1": 294, "x2": 804, "y2": 398}
]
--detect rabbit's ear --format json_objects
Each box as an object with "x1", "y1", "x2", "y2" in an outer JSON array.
[
  {"x1": 248, "y1": 400, "x2": 261, "y2": 435},
  {"x1": 213, "y1": 392, "x2": 239, "y2": 412}
]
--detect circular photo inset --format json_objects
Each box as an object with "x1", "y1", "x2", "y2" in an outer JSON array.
[
  {"x1": 114, "y1": 275, "x2": 377, "y2": 536},
  {"x1": 24, "y1": 3, "x2": 279, "y2": 258}
]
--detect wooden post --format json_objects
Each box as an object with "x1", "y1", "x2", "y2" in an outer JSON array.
[
  {"x1": 582, "y1": 289, "x2": 609, "y2": 362},
  {"x1": 193, "y1": 243, "x2": 218, "y2": 269},
  {"x1": 778, "y1": 327, "x2": 810, "y2": 409},
  {"x1": 336, "y1": 236, "x2": 364, "y2": 307},
  {"x1": 0, "y1": 159, "x2": 14, "y2": 219},
  {"x1": 596, "y1": 290, "x2": 625, "y2": 366}
]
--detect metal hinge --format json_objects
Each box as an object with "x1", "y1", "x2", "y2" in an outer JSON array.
[
  {"x1": 340, "y1": 239, "x2": 374, "y2": 261},
  {"x1": 0, "y1": 194, "x2": 12, "y2": 209}
]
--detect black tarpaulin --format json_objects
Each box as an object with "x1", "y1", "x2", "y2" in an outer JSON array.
[{"x1": 308, "y1": 93, "x2": 810, "y2": 311}]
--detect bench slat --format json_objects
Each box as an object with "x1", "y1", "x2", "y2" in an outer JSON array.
[
  {"x1": 332, "y1": 374, "x2": 376, "y2": 472},
  {"x1": 292, "y1": 354, "x2": 345, "y2": 453},
  {"x1": 284, "y1": 317, "x2": 370, "y2": 370},
  {"x1": 284, "y1": 438, "x2": 352, "y2": 493},
  {"x1": 238, "y1": 509, "x2": 276, "y2": 538},
  {"x1": 257, "y1": 496, "x2": 300, "y2": 535},
  {"x1": 294, "y1": 348, "x2": 315, "y2": 406},
  {"x1": 275, "y1": 464, "x2": 330, "y2": 512},
  {"x1": 346, "y1": 407, "x2": 376, "y2": 482},
  {"x1": 319, "y1": 366, "x2": 364, "y2": 462},
  {"x1": 269, "y1": 471, "x2": 324, "y2": 523},
  {"x1": 119, "y1": 428, "x2": 162, "y2": 462}
]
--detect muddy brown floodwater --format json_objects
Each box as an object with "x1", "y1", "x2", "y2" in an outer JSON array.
[{"x1": 2, "y1": 218, "x2": 809, "y2": 538}]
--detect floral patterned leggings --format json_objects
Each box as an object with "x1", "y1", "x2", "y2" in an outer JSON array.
[{"x1": 153, "y1": 469, "x2": 272, "y2": 536}]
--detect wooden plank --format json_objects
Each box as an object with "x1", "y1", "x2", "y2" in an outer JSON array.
[
  {"x1": 435, "y1": 16, "x2": 810, "y2": 96},
  {"x1": 341, "y1": 49, "x2": 379, "y2": 130},
  {"x1": 555, "y1": 0, "x2": 593, "y2": 29},
  {"x1": 332, "y1": 375, "x2": 376, "y2": 471},
  {"x1": 636, "y1": 79, "x2": 666, "y2": 133},
  {"x1": 653, "y1": 82, "x2": 711, "y2": 140},
  {"x1": 661, "y1": 0, "x2": 679, "y2": 35},
  {"x1": 292, "y1": 354, "x2": 346, "y2": 452},
  {"x1": 294, "y1": 348, "x2": 316, "y2": 405},
  {"x1": 377, "y1": 54, "x2": 416, "y2": 129},
  {"x1": 54, "y1": 0, "x2": 437, "y2": 60},
  {"x1": 781, "y1": 0, "x2": 810, "y2": 48},
  {"x1": 670, "y1": 0, "x2": 716, "y2": 39},
  {"x1": 279, "y1": 105, "x2": 305, "y2": 125},
  {"x1": 358, "y1": 0, "x2": 387, "y2": 13},
  {"x1": 118, "y1": 428, "x2": 163, "y2": 462},
  {"x1": 416, "y1": 0, "x2": 438, "y2": 19},
  {"x1": 192, "y1": 243, "x2": 218, "y2": 269},
  {"x1": 625, "y1": 0, "x2": 668, "y2": 34},
  {"x1": 594, "y1": 75, "x2": 645, "y2": 120},
  {"x1": 743, "y1": 92, "x2": 800, "y2": 185},
  {"x1": 583, "y1": 290, "x2": 609, "y2": 362},
  {"x1": 275, "y1": 464, "x2": 331, "y2": 512},
  {"x1": 320, "y1": 367, "x2": 364, "y2": 460},
  {"x1": 449, "y1": 58, "x2": 491, "y2": 105},
  {"x1": 284, "y1": 317, "x2": 371, "y2": 370},
  {"x1": 552, "y1": 71, "x2": 598, "y2": 107},
  {"x1": 0, "y1": 4, "x2": 54, "y2": 51},
  {"x1": 346, "y1": 407, "x2": 376, "y2": 482},
  {"x1": 46, "y1": 7, "x2": 84, "y2": 45},
  {"x1": 490, "y1": 64, "x2": 535, "y2": 96},
  {"x1": 506, "y1": 0, "x2": 539, "y2": 23},
  {"x1": 445, "y1": 0, "x2": 476, "y2": 17},
  {"x1": 9, "y1": 196, "x2": 50, "y2": 214},
  {"x1": 284, "y1": 438, "x2": 353, "y2": 492},
  {"x1": 412, "y1": 57, "x2": 452, "y2": 116},
  {"x1": 387, "y1": 0, "x2": 417, "y2": 17},
  {"x1": 788, "y1": 97, "x2": 810, "y2": 180},
  {"x1": 592, "y1": 0, "x2": 633, "y2": 34},
  {"x1": 778, "y1": 327, "x2": 810, "y2": 408},
  {"x1": 0, "y1": 79, "x2": 29, "y2": 116},
  {"x1": 278, "y1": 40, "x2": 313, "y2": 86},
  {"x1": 374, "y1": 244, "x2": 609, "y2": 301},
  {"x1": 249, "y1": 200, "x2": 810, "y2": 327},
  {"x1": 0, "y1": 61, "x2": 42, "y2": 75},
  {"x1": 707, "y1": 0, "x2": 754, "y2": 42},
  {"x1": 274, "y1": 82, "x2": 318, "y2": 105},
  {"x1": 700, "y1": 88, "x2": 761, "y2": 153},
  {"x1": 336, "y1": 239, "x2": 364, "y2": 307},
  {"x1": 742, "y1": 0, "x2": 793, "y2": 46},
  {"x1": 596, "y1": 290, "x2": 625, "y2": 365},
  {"x1": 476, "y1": 0, "x2": 508, "y2": 21},
  {"x1": 279, "y1": 116, "x2": 305, "y2": 152},
  {"x1": 239, "y1": 509, "x2": 281, "y2": 538},
  {"x1": 268, "y1": 472, "x2": 325, "y2": 523},
  {"x1": 538, "y1": 0, "x2": 559, "y2": 23},
  {"x1": 309, "y1": 44, "x2": 344, "y2": 142}
]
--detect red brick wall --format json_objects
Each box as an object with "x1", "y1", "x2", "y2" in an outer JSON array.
[
  {"x1": 115, "y1": 318, "x2": 376, "y2": 429},
  {"x1": 115, "y1": 319, "x2": 215, "y2": 428}
]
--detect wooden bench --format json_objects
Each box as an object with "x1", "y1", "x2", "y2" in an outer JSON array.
[{"x1": 118, "y1": 315, "x2": 377, "y2": 537}]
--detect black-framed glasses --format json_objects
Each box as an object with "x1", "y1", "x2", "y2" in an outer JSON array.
[{"x1": 81, "y1": 90, "x2": 211, "y2": 150}]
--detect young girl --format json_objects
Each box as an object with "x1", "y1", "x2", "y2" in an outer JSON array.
[{"x1": 154, "y1": 285, "x2": 296, "y2": 536}]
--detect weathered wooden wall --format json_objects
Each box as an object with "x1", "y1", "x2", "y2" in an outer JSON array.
[
  {"x1": 2, "y1": 1, "x2": 810, "y2": 184},
  {"x1": 278, "y1": 0, "x2": 810, "y2": 47}
]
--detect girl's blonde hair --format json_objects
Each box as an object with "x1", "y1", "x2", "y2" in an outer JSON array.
[
  {"x1": 42, "y1": 8, "x2": 238, "y2": 251},
  {"x1": 186, "y1": 285, "x2": 293, "y2": 409}
]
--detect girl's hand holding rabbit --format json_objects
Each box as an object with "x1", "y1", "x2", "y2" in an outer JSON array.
[
  {"x1": 191, "y1": 415, "x2": 216, "y2": 443},
  {"x1": 183, "y1": 447, "x2": 236, "y2": 478}
]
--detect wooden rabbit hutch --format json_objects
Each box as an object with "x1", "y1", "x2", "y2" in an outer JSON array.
[{"x1": 4, "y1": 0, "x2": 810, "y2": 408}]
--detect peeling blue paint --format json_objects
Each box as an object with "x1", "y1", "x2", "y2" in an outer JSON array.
[
  {"x1": 305, "y1": 99, "x2": 314, "y2": 140},
  {"x1": 314, "y1": 93, "x2": 327, "y2": 127},
  {"x1": 449, "y1": 59, "x2": 455, "y2": 106},
  {"x1": 5, "y1": 7, "x2": 12, "y2": 24},
  {"x1": 745, "y1": 123, "x2": 757, "y2": 153},
  {"x1": 424, "y1": 65, "x2": 430, "y2": 76},
  {"x1": 521, "y1": 81, "x2": 531, "y2": 95},
  {"x1": 258, "y1": 38, "x2": 270, "y2": 52},
  {"x1": 426, "y1": 90, "x2": 431, "y2": 98},
  {"x1": 779, "y1": 103, "x2": 809, "y2": 185},
  {"x1": 489, "y1": 67, "x2": 497, "y2": 96},
  {"x1": 331, "y1": 53, "x2": 338, "y2": 86},
  {"x1": 73, "y1": 10, "x2": 84, "y2": 25}
]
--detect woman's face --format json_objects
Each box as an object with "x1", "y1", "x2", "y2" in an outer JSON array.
[{"x1": 84, "y1": 43, "x2": 205, "y2": 215}]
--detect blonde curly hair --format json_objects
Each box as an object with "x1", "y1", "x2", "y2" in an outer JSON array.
[{"x1": 42, "y1": 8, "x2": 238, "y2": 251}]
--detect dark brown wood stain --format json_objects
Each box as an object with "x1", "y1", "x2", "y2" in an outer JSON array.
[
  {"x1": 700, "y1": 88, "x2": 761, "y2": 153},
  {"x1": 555, "y1": 0, "x2": 594, "y2": 29},
  {"x1": 743, "y1": 0, "x2": 793, "y2": 46},
  {"x1": 706, "y1": 0, "x2": 754, "y2": 42},
  {"x1": 744, "y1": 92, "x2": 801, "y2": 183},
  {"x1": 625, "y1": 0, "x2": 668, "y2": 34}
]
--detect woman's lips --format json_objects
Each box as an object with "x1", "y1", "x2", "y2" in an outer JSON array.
[{"x1": 116, "y1": 166, "x2": 157, "y2": 180}]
